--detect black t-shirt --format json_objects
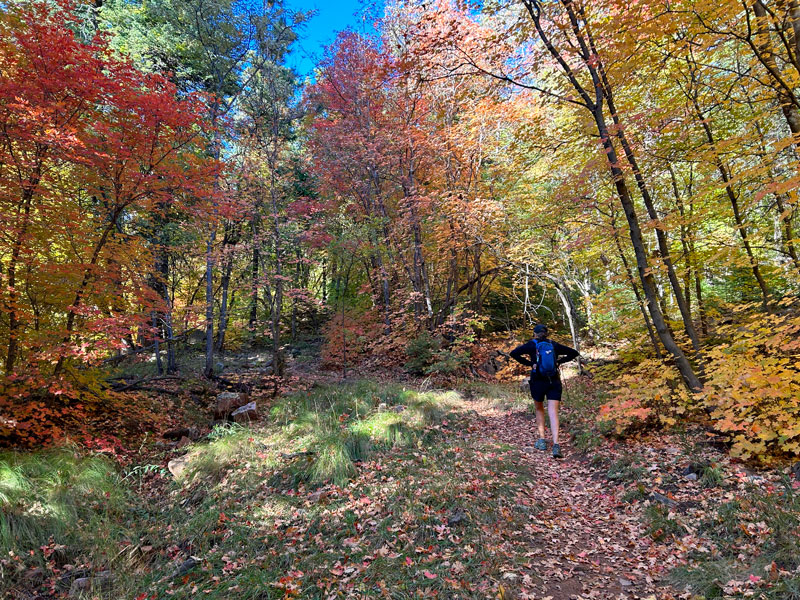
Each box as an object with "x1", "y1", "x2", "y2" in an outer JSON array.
[{"x1": 509, "y1": 338, "x2": 580, "y2": 380}]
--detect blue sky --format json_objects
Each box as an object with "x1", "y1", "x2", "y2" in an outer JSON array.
[{"x1": 286, "y1": 0, "x2": 381, "y2": 79}]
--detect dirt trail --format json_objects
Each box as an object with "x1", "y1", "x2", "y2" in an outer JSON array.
[{"x1": 466, "y1": 404, "x2": 673, "y2": 600}]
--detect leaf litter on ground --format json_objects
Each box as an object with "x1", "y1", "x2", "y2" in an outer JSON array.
[{"x1": 4, "y1": 378, "x2": 799, "y2": 599}]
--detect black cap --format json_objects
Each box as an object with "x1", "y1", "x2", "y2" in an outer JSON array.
[{"x1": 533, "y1": 324, "x2": 548, "y2": 334}]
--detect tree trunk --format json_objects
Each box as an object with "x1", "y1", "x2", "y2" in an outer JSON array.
[
  {"x1": 270, "y1": 181, "x2": 284, "y2": 377},
  {"x1": 749, "y1": 109, "x2": 800, "y2": 275},
  {"x1": 522, "y1": 0, "x2": 701, "y2": 390},
  {"x1": 249, "y1": 194, "x2": 262, "y2": 343},
  {"x1": 668, "y1": 165, "x2": 693, "y2": 313},
  {"x1": 611, "y1": 224, "x2": 663, "y2": 358},
  {"x1": 159, "y1": 250, "x2": 177, "y2": 373},
  {"x1": 152, "y1": 311, "x2": 163, "y2": 375},
  {"x1": 204, "y1": 118, "x2": 222, "y2": 378},
  {"x1": 54, "y1": 217, "x2": 119, "y2": 376},
  {"x1": 752, "y1": 1, "x2": 800, "y2": 141},
  {"x1": 601, "y1": 128, "x2": 701, "y2": 390},
  {"x1": 216, "y1": 254, "x2": 234, "y2": 353},
  {"x1": 204, "y1": 232, "x2": 216, "y2": 377},
  {"x1": 546, "y1": 274, "x2": 581, "y2": 355},
  {"x1": 4, "y1": 164, "x2": 41, "y2": 374},
  {"x1": 582, "y1": 11, "x2": 701, "y2": 353}
]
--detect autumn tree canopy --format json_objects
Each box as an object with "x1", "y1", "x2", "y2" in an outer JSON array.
[{"x1": 0, "y1": 0, "x2": 798, "y2": 458}]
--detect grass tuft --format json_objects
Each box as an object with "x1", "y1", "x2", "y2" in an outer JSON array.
[
  {"x1": 670, "y1": 477, "x2": 800, "y2": 597},
  {"x1": 311, "y1": 430, "x2": 359, "y2": 485},
  {"x1": 644, "y1": 503, "x2": 686, "y2": 541},
  {"x1": 606, "y1": 453, "x2": 646, "y2": 482},
  {"x1": 181, "y1": 429, "x2": 258, "y2": 482},
  {"x1": 0, "y1": 448, "x2": 132, "y2": 597}
]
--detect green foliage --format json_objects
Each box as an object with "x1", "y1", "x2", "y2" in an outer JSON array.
[
  {"x1": 428, "y1": 348, "x2": 471, "y2": 375},
  {"x1": 605, "y1": 453, "x2": 646, "y2": 482},
  {"x1": 405, "y1": 332, "x2": 470, "y2": 376},
  {"x1": 621, "y1": 483, "x2": 648, "y2": 503},
  {"x1": 700, "y1": 464, "x2": 724, "y2": 488},
  {"x1": 405, "y1": 331, "x2": 442, "y2": 374},
  {"x1": 122, "y1": 463, "x2": 168, "y2": 491},
  {"x1": 206, "y1": 421, "x2": 248, "y2": 441},
  {"x1": 573, "y1": 428, "x2": 602, "y2": 452}
]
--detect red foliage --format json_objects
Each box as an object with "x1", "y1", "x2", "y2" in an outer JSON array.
[{"x1": 0, "y1": 2, "x2": 218, "y2": 445}]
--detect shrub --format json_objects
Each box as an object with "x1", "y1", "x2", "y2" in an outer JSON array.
[
  {"x1": 597, "y1": 302, "x2": 800, "y2": 461},
  {"x1": 596, "y1": 359, "x2": 694, "y2": 434},
  {"x1": 405, "y1": 332, "x2": 470, "y2": 376},
  {"x1": 320, "y1": 309, "x2": 381, "y2": 369},
  {"x1": 702, "y1": 303, "x2": 800, "y2": 460},
  {"x1": 405, "y1": 332, "x2": 442, "y2": 374}
]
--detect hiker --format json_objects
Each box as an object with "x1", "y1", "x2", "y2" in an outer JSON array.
[{"x1": 510, "y1": 324, "x2": 580, "y2": 458}]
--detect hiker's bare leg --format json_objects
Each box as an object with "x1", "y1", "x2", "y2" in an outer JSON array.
[
  {"x1": 535, "y1": 400, "x2": 547, "y2": 440},
  {"x1": 548, "y1": 400, "x2": 560, "y2": 445}
]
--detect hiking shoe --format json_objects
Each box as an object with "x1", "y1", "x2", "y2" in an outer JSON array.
[
  {"x1": 534, "y1": 438, "x2": 547, "y2": 451},
  {"x1": 552, "y1": 444, "x2": 563, "y2": 459}
]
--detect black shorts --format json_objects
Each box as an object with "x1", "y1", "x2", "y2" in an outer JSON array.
[{"x1": 529, "y1": 377, "x2": 562, "y2": 402}]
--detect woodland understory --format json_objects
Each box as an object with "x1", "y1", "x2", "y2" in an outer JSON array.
[{"x1": 1, "y1": 0, "x2": 800, "y2": 598}]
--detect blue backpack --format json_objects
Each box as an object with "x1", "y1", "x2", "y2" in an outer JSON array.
[{"x1": 534, "y1": 339, "x2": 557, "y2": 377}]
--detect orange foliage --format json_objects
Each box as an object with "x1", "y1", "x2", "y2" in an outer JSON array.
[
  {"x1": 320, "y1": 308, "x2": 383, "y2": 370},
  {"x1": 597, "y1": 359, "x2": 693, "y2": 434}
]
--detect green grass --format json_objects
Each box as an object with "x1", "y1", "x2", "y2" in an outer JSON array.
[
  {"x1": 670, "y1": 559, "x2": 735, "y2": 599},
  {"x1": 766, "y1": 576, "x2": 800, "y2": 600},
  {"x1": 266, "y1": 380, "x2": 454, "y2": 487},
  {"x1": 670, "y1": 478, "x2": 800, "y2": 598},
  {"x1": 3, "y1": 380, "x2": 498, "y2": 599},
  {"x1": 573, "y1": 428, "x2": 603, "y2": 452},
  {"x1": 0, "y1": 448, "x2": 126, "y2": 553},
  {"x1": 0, "y1": 448, "x2": 133, "y2": 597},
  {"x1": 644, "y1": 503, "x2": 686, "y2": 541},
  {"x1": 122, "y1": 380, "x2": 535, "y2": 599},
  {"x1": 457, "y1": 380, "x2": 529, "y2": 409},
  {"x1": 700, "y1": 464, "x2": 724, "y2": 488},
  {"x1": 606, "y1": 453, "x2": 647, "y2": 482}
]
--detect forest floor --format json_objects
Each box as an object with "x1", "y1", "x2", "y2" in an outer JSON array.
[{"x1": 3, "y1": 358, "x2": 800, "y2": 600}]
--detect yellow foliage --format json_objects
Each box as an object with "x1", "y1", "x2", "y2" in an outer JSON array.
[
  {"x1": 702, "y1": 304, "x2": 800, "y2": 461},
  {"x1": 597, "y1": 303, "x2": 800, "y2": 461},
  {"x1": 597, "y1": 359, "x2": 696, "y2": 434}
]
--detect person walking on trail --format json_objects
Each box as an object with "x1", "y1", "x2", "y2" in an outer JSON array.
[{"x1": 510, "y1": 324, "x2": 580, "y2": 459}]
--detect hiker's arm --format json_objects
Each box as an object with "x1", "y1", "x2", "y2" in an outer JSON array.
[
  {"x1": 509, "y1": 341, "x2": 535, "y2": 367},
  {"x1": 555, "y1": 343, "x2": 580, "y2": 365}
]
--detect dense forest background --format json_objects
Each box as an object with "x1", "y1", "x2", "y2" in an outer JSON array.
[{"x1": 2, "y1": 0, "x2": 800, "y2": 457}]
